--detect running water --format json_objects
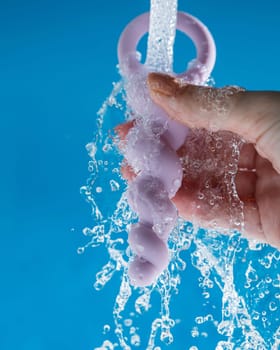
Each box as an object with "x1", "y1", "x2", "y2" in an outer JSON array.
[
  {"x1": 146, "y1": 0, "x2": 177, "y2": 72},
  {"x1": 80, "y1": 1, "x2": 280, "y2": 349}
]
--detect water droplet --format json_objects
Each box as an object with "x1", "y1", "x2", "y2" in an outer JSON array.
[
  {"x1": 77, "y1": 247, "x2": 85, "y2": 254},
  {"x1": 202, "y1": 291, "x2": 210, "y2": 299},
  {"x1": 252, "y1": 311, "x2": 260, "y2": 320},
  {"x1": 103, "y1": 324, "x2": 110, "y2": 334},
  {"x1": 191, "y1": 327, "x2": 199, "y2": 338},
  {"x1": 269, "y1": 301, "x2": 277, "y2": 311},
  {"x1": 265, "y1": 275, "x2": 272, "y2": 283},
  {"x1": 131, "y1": 334, "x2": 140, "y2": 346},
  {"x1": 195, "y1": 316, "x2": 204, "y2": 324},
  {"x1": 124, "y1": 318, "x2": 133, "y2": 327},
  {"x1": 95, "y1": 340, "x2": 115, "y2": 350},
  {"x1": 160, "y1": 331, "x2": 173, "y2": 345},
  {"x1": 110, "y1": 179, "x2": 120, "y2": 191},
  {"x1": 273, "y1": 277, "x2": 280, "y2": 288},
  {"x1": 216, "y1": 141, "x2": 222, "y2": 149},
  {"x1": 129, "y1": 326, "x2": 136, "y2": 335},
  {"x1": 85, "y1": 142, "x2": 97, "y2": 158}
]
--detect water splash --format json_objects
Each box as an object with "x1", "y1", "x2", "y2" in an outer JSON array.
[
  {"x1": 82, "y1": 82, "x2": 280, "y2": 348},
  {"x1": 81, "y1": 1, "x2": 280, "y2": 349},
  {"x1": 85, "y1": 113, "x2": 280, "y2": 349},
  {"x1": 86, "y1": 84, "x2": 280, "y2": 349}
]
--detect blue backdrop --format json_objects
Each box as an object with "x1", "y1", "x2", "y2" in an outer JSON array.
[{"x1": 1, "y1": 0, "x2": 279, "y2": 349}]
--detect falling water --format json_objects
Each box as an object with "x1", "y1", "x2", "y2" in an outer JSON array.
[
  {"x1": 80, "y1": 1, "x2": 280, "y2": 349},
  {"x1": 146, "y1": 0, "x2": 177, "y2": 72}
]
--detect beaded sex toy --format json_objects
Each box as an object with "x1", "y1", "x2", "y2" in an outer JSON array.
[{"x1": 117, "y1": 12, "x2": 216, "y2": 286}]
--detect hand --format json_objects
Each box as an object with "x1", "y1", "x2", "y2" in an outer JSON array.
[{"x1": 117, "y1": 73, "x2": 280, "y2": 249}]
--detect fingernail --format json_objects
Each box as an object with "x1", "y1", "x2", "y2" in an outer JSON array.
[{"x1": 147, "y1": 73, "x2": 178, "y2": 97}]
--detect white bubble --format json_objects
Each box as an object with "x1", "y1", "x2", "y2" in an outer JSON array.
[
  {"x1": 130, "y1": 334, "x2": 140, "y2": 346},
  {"x1": 103, "y1": 324, "x2": 110, "y2": 334},
  {"x1": 195, "y1": 316, "x2": 204, "y2": 324},
  {"x1": 124, "y1": 318, "x2": 133, "y2": 327},
  {"x1": 191, "y1": 327, "x2": 199, "y2": 338},
  {"x1": 110, "y1": 180, "x2": 120, "y2": 191},
  {"x1": 77, "y1": 247, "x2": 85, "y2": 254},
  {"x1": 85, "y1": 142, "x2": 97, "y2": 158},
  {"x1": 269, "y1": 301, "x2": 277, "y2": 311}
]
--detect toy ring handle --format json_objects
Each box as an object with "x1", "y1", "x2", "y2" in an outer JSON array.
[{"x1": 118, "y1": 11, "x2": 216, "y2": 83}]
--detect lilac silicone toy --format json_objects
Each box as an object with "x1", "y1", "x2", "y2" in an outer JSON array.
[{"x1": 117, "y1": 12, "x2": 216, "y2": 287}]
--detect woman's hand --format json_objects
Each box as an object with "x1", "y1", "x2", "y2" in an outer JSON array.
[{"x1": 117, "y1": 73, "x2": 280, "y2": 249}]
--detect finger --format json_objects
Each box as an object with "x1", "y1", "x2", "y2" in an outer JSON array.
[
  {"x1": 238, "y1": 143, "x2": 256, "y2": 170},
  {"x1": 114, "y1": 120, "x2": 135, "y2": 141},
  {"x1": 147, "y1": 73, "x2": 280, "y2": 173},
  {"x1": 233, "y1": 170, "x2": 266, "y2": 241},
  {"x1": 235, "y1": 170, "x2": 256, "y2": 202},
  {"x1": 172, "y1": 180, "x2": 211, "y2": 222},
  {"x1": 255, "y1": 155, "x2": 280, "y2": 248},
  {"x1": 242, "y1": 202, "x2": 264, "y2": 242},
  {"x1": 120, "y1": 164, "x2": 137, "y2": 181},
  {"x1": 173, "y1": 177, "x2": 265, "y2": 242},
  {"x1": 172, "y1": 183, "x2": 233, "y2": 230}
]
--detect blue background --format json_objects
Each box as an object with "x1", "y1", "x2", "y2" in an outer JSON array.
[{"x1": 0, "y1": 0, "x2": 279, "y2": 349}]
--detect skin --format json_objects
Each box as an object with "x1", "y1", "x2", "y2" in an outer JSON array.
[{"x1": 116, "y1": 73, "x2": 280, "y2": 249}]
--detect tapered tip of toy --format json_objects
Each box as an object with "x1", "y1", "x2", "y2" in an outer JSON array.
[{"x1": 128, "y1": 258, "x2": 157, "y2": 287}]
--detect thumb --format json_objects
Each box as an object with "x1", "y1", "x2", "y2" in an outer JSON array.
[{"x1": 147, "y1": 72, "x2": 280, "y2": 173}]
